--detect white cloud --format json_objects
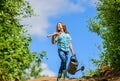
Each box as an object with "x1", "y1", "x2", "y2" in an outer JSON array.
[
  {"x1": 89, "y1": 0, "x2": 99, "y2": 7},
  {"x1": 24, "y1": 62, "x2": 56, "y2": 79},
  {"x1": 76, "y1": 0, "x2": 99, "y2": 7},
  {"x1": 40, "y1": 63, "x2": 56, "y2": 76},
  {"x1": 23, "y1": 0, "x2": 86, "y2": 38}
]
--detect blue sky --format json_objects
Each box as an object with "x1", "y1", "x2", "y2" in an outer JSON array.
[{"x1": 23, "y1": 0, "x2": 102, "y2": 78}]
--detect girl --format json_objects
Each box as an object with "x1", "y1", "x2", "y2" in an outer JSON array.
[{"x1": 51, "y1": 22, "x2": 75, "y2": 81}]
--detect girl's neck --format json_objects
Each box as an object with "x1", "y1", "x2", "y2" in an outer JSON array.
[
  {"x1": 60, "y1": 29, "x2": 64, "y2": 33},
  {"x1": 60, "y1": 32, "x2": 65, "y2": 33}
]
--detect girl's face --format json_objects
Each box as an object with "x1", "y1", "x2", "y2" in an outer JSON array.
[{"x1": 57, "y1": 23, "x2": 63, "y2": 31}]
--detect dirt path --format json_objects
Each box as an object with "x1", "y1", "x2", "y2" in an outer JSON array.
[
  {"x1": 27, "y1": 76, "x2": 97, "y2": 81},
  {"x1": 27, "y1": 76, "x2": 120, "y2": 81},
  {"x1": 27, "y1": 69, "x2": 120, "y2": 81}
]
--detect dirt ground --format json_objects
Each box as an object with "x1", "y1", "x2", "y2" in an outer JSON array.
[
  {"x1": 28, "y1": 70, "x2": 120, "y2": 81},
  {"x1": 27, "y1": 76, "x2": 120, "y2": 81}
]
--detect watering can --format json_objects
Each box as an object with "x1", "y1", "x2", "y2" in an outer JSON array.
[{"x1": 67, "y1": 56, "x2": 84, "y2": 75}]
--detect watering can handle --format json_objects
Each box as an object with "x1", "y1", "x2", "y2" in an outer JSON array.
[{"x1": 70, "y1": 56, "x2": 77, "y2": 60}]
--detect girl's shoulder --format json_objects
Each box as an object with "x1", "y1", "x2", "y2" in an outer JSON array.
[
  {"x1": 65, "y1": 32, "x2": 70, "y2": 35},
  {"x1": 65, "y1": 33, "x2": 71, "y2": 38}
]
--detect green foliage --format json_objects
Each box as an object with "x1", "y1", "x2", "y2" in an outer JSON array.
[
  {"x1": 82, "y1": 69, "x2": 101, "y2": 77},
  {"x1": 89, "y1": 0, "x2": 120, "y2": 70},
  {"x1": 0, "y1": 0, "x2": 35, "y2": 81},
  {"x1": 24, "y1": 51, "x2": 47, "y2": 80}
]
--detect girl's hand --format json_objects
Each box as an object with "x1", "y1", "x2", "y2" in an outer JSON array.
[{"x1": 72, "y1": 53, "x2": 76, "y2": 56}]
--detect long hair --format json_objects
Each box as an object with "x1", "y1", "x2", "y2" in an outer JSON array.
[{"x1": 56, "y1": 22, "x2": 69, "y2": 33}]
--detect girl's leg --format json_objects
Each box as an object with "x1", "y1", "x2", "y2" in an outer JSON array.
[
  {"x1": 57, "y1": 49, "x2": 65, "y2": 81},
  {"x1": 57, "y1": 49, "x2": 69, "y2": 81},
  {"x1": 63, "y1": 51, "x2": 69, "y2": 80}
]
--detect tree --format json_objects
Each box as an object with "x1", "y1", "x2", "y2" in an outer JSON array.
[
  {"x1": 89, "y1": 0, "x2": 120, "y2": 69},
  {"x1": 0, "y1": 0, "x2": 35, "y2": 81},
  {"x1": 24, "y1": 51, "x2": 47, "y2": 80}
]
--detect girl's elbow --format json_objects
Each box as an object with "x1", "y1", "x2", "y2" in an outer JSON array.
[
  {"x1": 52, "y1": 41, "x2": 56, "y2": 44},
  {"x1": 52, "y1": 42, "x2": 55, "y2": 44}
]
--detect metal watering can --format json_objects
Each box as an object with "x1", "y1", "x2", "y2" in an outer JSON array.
[{"x1": 67, "y1": 56, "x2": 84, "y2": 75}]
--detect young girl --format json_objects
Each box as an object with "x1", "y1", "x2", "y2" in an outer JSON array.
[{"x1": 51, "y1": 22, "x2": 75, "y2": 81}]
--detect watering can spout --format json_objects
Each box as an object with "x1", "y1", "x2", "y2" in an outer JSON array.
[{"x1": 76, "y1": 66, "x2": 85, "y2": 72}]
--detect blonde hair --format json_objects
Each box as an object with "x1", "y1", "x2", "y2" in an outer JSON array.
[{"x1": 56, "y1": 22, "x2": 69, "y2": 33}]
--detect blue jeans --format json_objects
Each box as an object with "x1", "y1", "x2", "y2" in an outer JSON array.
[{"x1": 58, "y1": 49, "x2": 69, "y2": 77}]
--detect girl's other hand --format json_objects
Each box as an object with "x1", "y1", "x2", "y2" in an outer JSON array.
[{"x1": 72, "y1": 53, "x2": 76, "y2": 56}]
